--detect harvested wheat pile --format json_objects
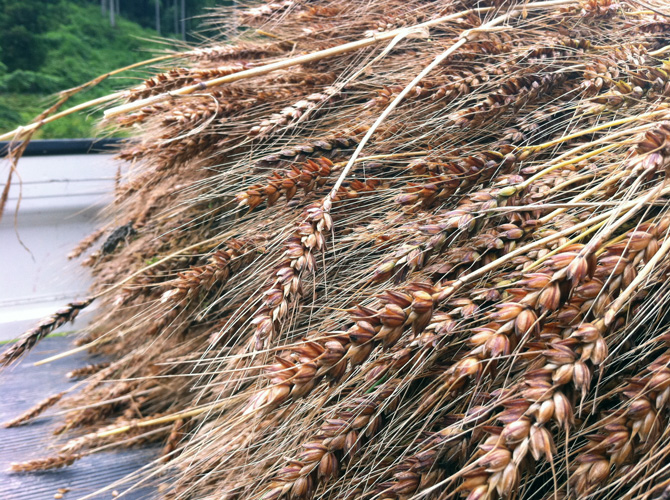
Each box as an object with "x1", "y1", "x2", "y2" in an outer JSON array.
[{"x1": 5, "y1": 0, "x2": 670, "y2": 498}]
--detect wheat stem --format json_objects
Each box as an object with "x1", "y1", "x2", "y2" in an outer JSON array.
[
  {"x1": 525, "y1": 108, "x2": 670, "y2": 153},
  {"x1": 95, "y1": 401, "x2": 226, "y2": 439},
  {"x1": 0, "y1": 54, "x2": 176, "y2": 142},
  {"x1": 524, "y1": 219, "x2": 608, "y2": 272},
  {"x1": 604, "y1": 225, "x2": 670, "y2": 326},
  {"x1": 328, "y1": 11, "x2": 517, "y2": 202},
  {"x1": 518, "y1": 144, "x2": 617, "y2": 192},
  {"x1": 103, "y1": 0, "x2": 577, "y2": 120}
]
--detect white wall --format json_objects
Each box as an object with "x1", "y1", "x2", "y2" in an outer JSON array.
[{"x1": 0, "y1": 154, "x2": 118, "y2": 341}]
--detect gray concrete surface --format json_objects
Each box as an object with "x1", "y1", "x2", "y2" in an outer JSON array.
[{"x1": 0, "y1": 154, "x2": 119, "y2": 341}]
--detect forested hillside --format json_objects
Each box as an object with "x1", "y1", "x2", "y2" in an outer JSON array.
[{"x1": 0, "y1": 0, "x2": 221, "y2": 138}]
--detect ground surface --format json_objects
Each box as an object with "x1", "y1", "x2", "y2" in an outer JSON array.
[
  {"x1": 0, "y1": 335, "x2": 157, "y2": 500},
  {"x1": 0, "y1": 153, "x2": 117, "y2": 342}
]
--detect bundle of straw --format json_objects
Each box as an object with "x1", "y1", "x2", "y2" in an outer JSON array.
[{"x1": 5, "y1": 0, "x2": 670, "y2": 498}]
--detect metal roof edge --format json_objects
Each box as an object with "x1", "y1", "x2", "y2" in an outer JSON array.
[{"x1": 0, "y1": 138, "x2": 126, "y2": 156}]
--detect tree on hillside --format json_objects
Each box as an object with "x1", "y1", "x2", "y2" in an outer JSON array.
[
  {"x1": 109, "y1": 0, "x2": 116, "y2": 27},
  {"x1": 0, "y1": 0, "x2": 50, "y2": 71},
  {"x1": 155, "y1": 0, "x2": 160, "y2": 34}
]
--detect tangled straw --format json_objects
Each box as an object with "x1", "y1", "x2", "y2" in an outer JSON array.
[{"x1": 5, "y1": 0, "x2": 670, "y2": 499}]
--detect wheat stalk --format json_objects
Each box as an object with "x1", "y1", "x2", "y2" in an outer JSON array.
[{"x1": 6, "y1": 1, "x2": 670, "y2": 499}]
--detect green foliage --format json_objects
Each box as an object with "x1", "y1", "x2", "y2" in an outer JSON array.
[
  {"x1": 1, "y1": 26, "x2": 47, "y2": 72},
  {"x1": 0, "y1": 0, "x2": 51, "y2": 71},
  {"x1": 1, "y1": 0, "x2": 50, "y2": 33},
  {"x1": 0, "y1": 1, "x2": 167, "y2": 138},
  {"x1": 0, "y1": 70, "x2": 63, "y2": 93}
]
